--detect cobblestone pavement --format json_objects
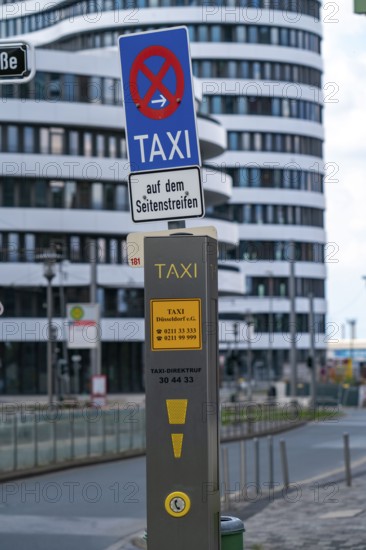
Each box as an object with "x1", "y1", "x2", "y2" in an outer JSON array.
[
  {"x1": 118, "y1": 471, "x2": 366, "y2": 550},
  {"x1": 232, "y1": 471, "x2": 366, "y2": 550}
]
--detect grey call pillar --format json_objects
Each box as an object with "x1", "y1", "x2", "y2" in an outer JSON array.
[{"x1": 144, "y1": 235, "x2": 220, "y2": 550}]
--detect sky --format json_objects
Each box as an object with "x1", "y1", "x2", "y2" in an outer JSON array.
[{"x1": 323, "y1": 0, "x2": 366, "y2": 341}]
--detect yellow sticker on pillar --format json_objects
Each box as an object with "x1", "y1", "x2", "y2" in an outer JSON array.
[{"x1": 151, "y1": 298, "x2": 201, "y2": 351}]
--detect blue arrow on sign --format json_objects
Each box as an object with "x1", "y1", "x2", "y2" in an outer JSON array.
[{"x1": 118, "y1": 27, "x2": 201, "y2": 174}]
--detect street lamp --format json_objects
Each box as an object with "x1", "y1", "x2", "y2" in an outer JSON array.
[
  {"x1": 308, "y1": 293, "x2": 316, "y2": 408},
  {"x1": 288, "y1": 240, "x2": 297, "y2": 399},
  {"x1": 37, "y1": 249, "x2": 58, "y2": 407},
  {"x1": 245, "y1": 310, "x2": 253, "y2": 401},
  {"x1": 265, "y1": 270, "x2": 274, "y2": 387},
  {"x1": 58, "y1": 259, "x2": 70, "y2": 398},
  {"x1": 44, "y1": 253, "x2": 57, "y2": 407}
]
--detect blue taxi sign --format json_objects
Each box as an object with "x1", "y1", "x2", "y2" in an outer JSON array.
[{"x1": 118, "y1": 27, "x2": 201, "y2": 174}]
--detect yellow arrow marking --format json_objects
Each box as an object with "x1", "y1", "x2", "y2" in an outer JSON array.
[
  {"x1": 171, "y1": 434, "x2": 184, "y2": 458},
  {"x1": 166, "y1": 399, "x2": 188, "y2": 424}
]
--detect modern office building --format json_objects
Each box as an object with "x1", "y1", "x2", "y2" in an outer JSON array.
[
  {"x1": 0, "y1": 0, "x2": 326, "y2": 394},
  {"x1": 195, "y1": 1, "x2": 327, "y2": 381}
]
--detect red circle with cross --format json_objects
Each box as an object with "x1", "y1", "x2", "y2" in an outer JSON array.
[{"x1": 129, "y1": 45, "x2": 185, "y2": 120}]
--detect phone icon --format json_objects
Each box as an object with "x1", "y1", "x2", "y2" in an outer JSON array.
[{"x1": 166, "y1": 492, "x2": 190, "y2": 517}]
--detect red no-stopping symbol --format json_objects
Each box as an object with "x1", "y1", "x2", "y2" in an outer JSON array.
[{"x1": 129, "y1": 45, "x2": 185, "y2": 120}]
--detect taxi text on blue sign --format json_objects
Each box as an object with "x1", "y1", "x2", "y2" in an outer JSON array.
[{"x1": 118, "y1": 27, "x2": 201, "y2": 173}]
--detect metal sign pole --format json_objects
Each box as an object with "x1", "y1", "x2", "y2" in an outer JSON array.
[
  {"x1": 144, "y1": 235, "x2": 220, "y2": 550},
  {"x1": 309, "y1": 292, "x2": 316, "y2": 407}
]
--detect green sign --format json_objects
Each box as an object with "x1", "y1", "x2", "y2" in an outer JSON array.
[{"x1": 355, "y1": 0, "x2": 366, "y2": 13}]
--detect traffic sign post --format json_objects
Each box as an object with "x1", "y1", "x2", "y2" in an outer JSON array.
[
  {"x1": 91, "y1": 374, "x2": 107, "y2": 407},
  {"x1": 66, "y1": 303, "x2": 100, "y2": 349},
  {"x1": 119, "y1": 26, "x2": 204, "y2": 223},
  {"x1": 0, "y1": 41, "x2": 35, "y2": 84},
  {"x1": 144, "y1": 235, "x2": 220, "y2": 550},
  {"x1": 120, "y1": 26, "x2": 219, "y2": 548}
]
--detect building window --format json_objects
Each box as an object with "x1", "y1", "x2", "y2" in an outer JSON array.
[
  {"x1": 50, "y1": 128, "x2": 64, "y2": 155},
  {"x1": 96, "y1": 134, "x2": 105, "y2": 157},
  {"x1": 109, "y1": 238, "x2": 119, "y2": 264},
  {"x1": 3, "y1": 178, "x2": 15, "y2": 206},
  {"x1": 50, "y1": 180, "x2": 64, "y2": 208},
  {"x1": 65, "y1": 181, "x2": 76, "y2": 208},
  {"x1": 98, "y1": 238, "x2": 107, "y2": 263},
  {"x1": 35, "y1": 180, "x2": 48, "y2": 207},
  {"x1": 23, "y1": 126, "x2": 35, "y2": 153},
  {"x1": 8, "y1": 233, "x2": 19, "y2": 262},
  {"x1": 24, "y1": 234, "x2": 35, "y2": 262},
  {"x1": 69, "y1": 131, "x2": 79, "y2": 155},
  {"x1": 84, "y1": 132, "x2": 93, "y2": 157},
  {"x1": 104, "y1": 183, "x2": 115, "y2": 210},
  {"x1": 78, "y1": 182, "x2": 90, "y2": 208},
  {"x1": 248, "y1": 26, "x2": 258, "y2": 43},
  {"x1": 116, "y1": 185, "x2": 128, "y2": 210},
  {"x1": 70, "y1": 236, "x2": 81, "y2": 261},
  {"x1": 103, "y1": 78, "x2": 115, "y2": 105},
  {"x1": 92, "y1": 183, "x2": 103, "y2": 210},
  {"x1": 40, "y1": 128, "x2": 49, "y2": 155},
  {"x1": 7, "y1": 126, "x2": 18, "y2": 153},
  {"x1": 109, "y1": 136, "x2": 117, "y2": 158}
]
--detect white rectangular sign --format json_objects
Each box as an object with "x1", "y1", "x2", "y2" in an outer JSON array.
[
  {"x1": 128, "y1": 166, "x2": 204, "y2": 223},
  {"x1": 67, "y1": 303, "x2": 100, "y2": 349},
  {"x1": 91, "y1": 374, "x2": 107, "y2": 407}
]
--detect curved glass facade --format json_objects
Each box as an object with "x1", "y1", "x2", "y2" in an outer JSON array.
[
  {"x1": 48, "y1": 23, "x2": 322, "y2": 52},
  {"x1": 0, "y1": 0, "x2": 326, "y2": 393},
  {"x1": 200, "y1": 96, "x2": 322, "y2": 122}
]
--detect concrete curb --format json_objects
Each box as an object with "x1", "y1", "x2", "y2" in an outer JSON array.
[
  {"x1": 103, "y1": 526, "x2": 147, "y2": 550},
  {"x1": 130, "y1": 536, "x2": 147, "y2": 549}
]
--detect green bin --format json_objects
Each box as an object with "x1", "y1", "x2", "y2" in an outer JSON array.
[
  {"x1": 142, "y1": 516, "x2": 245, "y2": 549},
  {"x1": 221, "y1": 516, "x2": 245, "y2": 550}
]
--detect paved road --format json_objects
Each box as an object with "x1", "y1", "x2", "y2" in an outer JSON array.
[
  {"x1": 0, "y1": 409, "x2": 365, "y2": 550},
  {"x1": 0, "y1": 457, "x2": 147, "y2": 550}
]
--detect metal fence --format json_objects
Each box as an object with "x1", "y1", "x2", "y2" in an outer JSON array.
[
  {"x1": 0, "y1": 402, "x2": 304, "y2": 477},
  {"x1": 220, "y1": 401, "x2": 305, "y2": 441},
  {"x1": 285, "y1": 382, "x2": 360, "y2": 407},
  {"x1": 0, "y1": 405, "x2": 146, "y2": 475}
]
